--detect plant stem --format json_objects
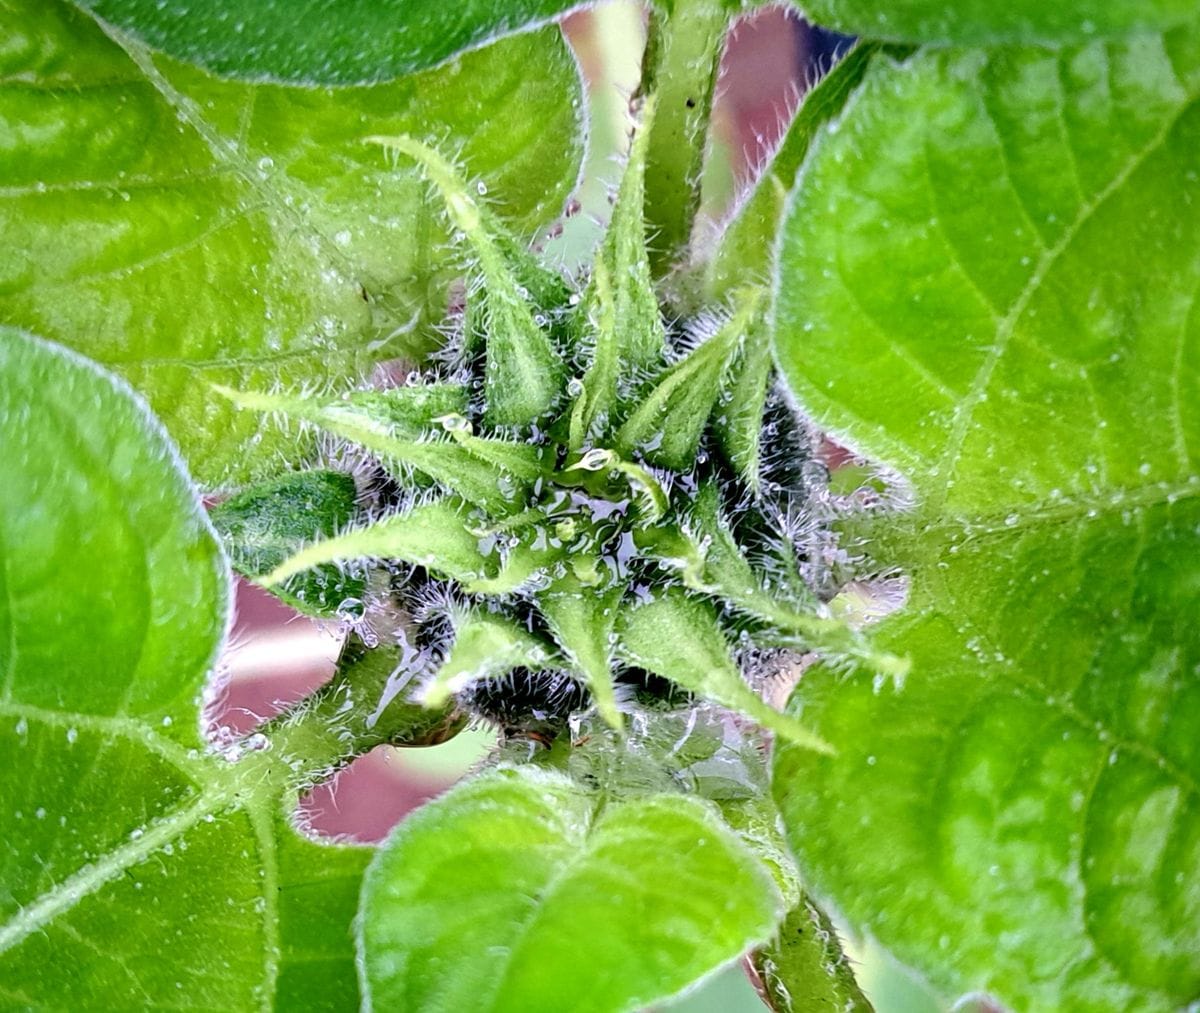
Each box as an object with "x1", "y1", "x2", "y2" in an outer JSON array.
[
  {"x1": 261, "y1": 634, "x2": 465, "y2": 789},
  {"x1": 639, "y1": 0, "x2": 730, "y2": 276}
]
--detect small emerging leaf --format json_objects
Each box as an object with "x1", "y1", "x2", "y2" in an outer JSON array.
[
  {"x1": 263, "y1": 498, "x2": 493, "y2": 588},
  {"x1": 370, "y1": 135, "x2": 565, "y2": 427},
  {"x1": 616, "y1": 588, "x2": 833, "y2": 754},
  {"x1": 616, "y1": 287, "x2": 762, "y2": 470},
  {"x1": 577, "y1": 94, "x2": 666, "y2": 428},
  {"x1": 711, "y1": 316, "x2": 773, "y2": 489},
  {"x1": 421, "y1": 614, "x2": 552, "y2": 709},
  {"x1": 537, "y1": 575, "x2": 625, "y2": 729},
  {"x1": 215, "y1": 384, "x2": 531, "y2": 514},
  {"x1": 211, "y1": 470, "x2": 363, "y2": 618}
]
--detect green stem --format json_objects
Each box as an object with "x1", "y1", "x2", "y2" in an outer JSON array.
[
  {"x1": 261, "y1": 635, "x2": 465, "y2": 789},
  {"x1": 640, "y1": 0, "x2": 730, "y2": 276}
]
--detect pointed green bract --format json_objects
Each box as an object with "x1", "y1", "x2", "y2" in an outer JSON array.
[
  {"x1": 263, "y1": 498, "x2": 493, "y2": 588},
  {"x1": 538, "y1": 576, "x2": 625, "y2": 729},
  {"x1": 371, "y1": 135, "x2": 565, "y2": 427},
  {"x1": 359, "y1": 767, "x2": 784, "y2": 1012},
  {"x1": 616, "y1": 287, "x2": 761, "y2": 470},
  {"x1": 616, "y1": 589, "x2": 833, "y2": 754},
  {"x1": 678, "y1": 485, "x2": 908, "y2": 681},
  {"x1": 216, "y1": 385, "x2": 530, "y2": 513},
  {"x1": 579, "y1": 94, "x2": 666, "y2": 402},
  {"x1": 421, "y1": 614, "x2": 552, "y2": 708},
  {"x1": 211, "y1": 469, "x2": 364, "y2": 618},
  {"x1": 711, "y1": 315, "x2": 773, "y2": 488}
]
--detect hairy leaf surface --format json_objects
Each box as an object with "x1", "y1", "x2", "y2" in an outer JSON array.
[
  {"x1": 0, "y1": 330, "x2": 366, "y2": 1007},
  {"x1": 0, "y1": 0, "x2": 583, "y2": 484},
  {"x1": 359, "y1": 767, "x2": 784, "y2": 1012},
  {"x1": 82, "y1": 0, "x2": 584, "y2": 84},
  {"x1": 773, "y1": 29, "x2": 1200, "y2": 1010}
]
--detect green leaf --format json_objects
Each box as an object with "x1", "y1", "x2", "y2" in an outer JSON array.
[
  {"x1": 751, "y1": 896, "x2": 874, "y2": 1013},
  {"x1": 0, "y1": 330, "x2": 367, "y2": 1006},
  {"x1": 798, "y1": 0, "x2": 1197, "y2": 45},
  {"x1": 262, "y1": 498, "x2": 498, "y2": 588},
  {"x1": 373, "y1": 135, "x2": 566, "y2": 428},
  {"x1": 0, "y1": 1, "x2": 582, "y2": 483},
  {"x1": 537, "y1": 575, "x2": 624, "y2": 729},
  {"x1": 211, "y1": 469, "x2": 364, "y2": 617},
  {"x1": 773, "y1": 29, "x2": 1200, "y2": 1011},
  {"x1": 217, "y1": 385, "x2": 534, "y2": 513},
  {"x1": 358, "y1": 767, "x2": 785, "y2": 1012},
  {"x1": 616, "y1": 588, "x2": 833, "y2": 754},
  {"x1": 579, "y1": 95, "x2": 666, "y2": 430},
  {"x1": 616, "y1": 288, "x2": 762, "y2": 470},
  {"x1": 82, "y1": 0, "x2": 583, "y2": 84},
  {"x1": 421, "y1": 613, "x2": 553, "y2": 709}
]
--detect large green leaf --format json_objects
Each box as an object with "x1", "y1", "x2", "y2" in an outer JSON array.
[
  {"x1": 0, "y1": 0, "x2": 583, "y2": 485},
  {"x1": 798, "y1": 0, "x2": 1198, "y2": 46},
  {"x1": 773, "y1": 29, "x2": 1200, "y2": 1011},
  {"x1": 358, "y1": 766, "x2": 785, "y2": 1012},
  {"x1": 0, "y1": 330, "x2": 368, "y2": 1006},
  {"x1": 82, "y1": 0, "x2": 583, "y2": 85}
]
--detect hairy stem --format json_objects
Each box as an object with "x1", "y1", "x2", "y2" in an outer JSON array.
[
  {"x1": 639, "y1": 0, "x2": 730, "y2": 276},
  {"x1": 261, "y1": 634, "x2": 465, "y2": 789}
]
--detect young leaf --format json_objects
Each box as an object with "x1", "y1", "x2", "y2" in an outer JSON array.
[
  {"x1": 0, "y1": 1, "x2": 583, "y2": 483},
  {"x1": 358, "y1": 767, "x2": 785, "y2": 1012},
  {"x1": 0, "y1": 329, "x2": 365, "y2": 1006},
  {"x1": 579, "y1": 93, "x2": 666, "y2": 417},
  {"x1": 711, "y1": 315, "x2": 773, "y2": 488},
  {"x1": 773, "y1": 30, "x2": 1200, "y2": 1011},
  {"x1": 537, "y1": 575, "x2": 625, "y2": 729},
  {"x1": 751, "y1": 896, "x2": 874, "y2": 1013},
  {"x1": 615, "y1": 588, "x2": 833, "y2": 754},
  {"x1": 372, "y1": 135, "x2": 565, "y2": 427},
  {"x1": 616, "y1": 287, "x2": 762, "y2": 470},
  {"x1": 82, "y1": 0, "x2": 585, "y2": 84},
  {"x1": 421, "y1": 614, "x2": 553, "y2": 708},
  {"x1": 261, "y1": 498, "x2": 498, "y2": 589},
  {"x1": 217, "y1": 385, "x2": 535, "y2": 513},
  {"x1": 797, "y1": 0, "x2": 1196, "y2": 46},
  {"x1": 211, "y1": 469, "x2": 364, "y2": 617}
]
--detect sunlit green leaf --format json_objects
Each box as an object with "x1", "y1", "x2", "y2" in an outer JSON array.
[
  {"x1": 0, "y1": 2, "x2": 582, "y2": 483},
  {"x1": 0, "y1": 329, "x2": 365, "y2": 1006},
  {"x1": 773, "y1": 28, "x2": 1200, "y2": 1010},
  {"x1": 359, "y1": 767, "x2": 784, "y2": 1012}
]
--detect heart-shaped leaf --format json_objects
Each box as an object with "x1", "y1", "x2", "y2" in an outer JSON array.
[{"x1": 358, "y1": 766, "x2": 785, "y2": 1012}]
